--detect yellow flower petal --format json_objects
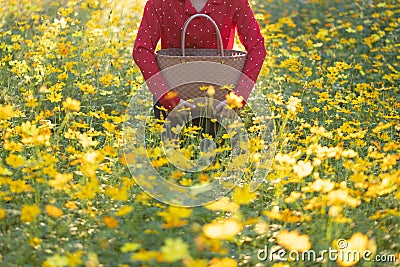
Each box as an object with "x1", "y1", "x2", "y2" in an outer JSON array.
[{"x1": 203, "y1": 219, "x2": 242, "y2": 240}]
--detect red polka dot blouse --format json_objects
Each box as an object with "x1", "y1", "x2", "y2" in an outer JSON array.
[{"x1": 133, "y1": 0, "x2": 266, "y2": 110}]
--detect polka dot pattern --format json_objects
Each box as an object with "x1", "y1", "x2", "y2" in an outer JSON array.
[{"x1": 133, "y1": 0, "x2": 266, "y2": 107}]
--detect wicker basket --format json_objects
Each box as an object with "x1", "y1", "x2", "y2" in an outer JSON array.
[{"x1": 155, "y1": 14, "x2": 247, "y2": 101}]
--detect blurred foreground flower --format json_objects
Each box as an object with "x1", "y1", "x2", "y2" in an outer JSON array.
[
  {"x1": 286, "y1": 96, "x2": 301, "y2": 113},
  {"x1": 226, "y1": 92, "x2": 244, "y2": 108},
  {"x1": 62, "y1": 97, "x2": 81, "y2": 112},
  {"x1": 293, "y1": 160, "x2": 313, "y2": 178},
  {"x1": 209, "y1": 257, "x2": 238, "y2": 267},
  {"x1": 0, "y1": 209, "x2": 6, "y2": 219},
  {"x1": 0, "y1": 105, "x2": 14, "y2": 120},
  {"x1": 334, "y1": 232, "x2": 376, "y2": 267},
  {"x1": 276, "y1": 229, "x2": 312, "y2": 252},
  {"x1": 203, "y1": 219, "x2": 242, "y2": 240},
  {"x1": 204, "y1": 197, "x2": 240, "y2": 212},
  {"x1": 157, "y1": 206, "x2": 193, "y2": 228},
  {"x1": 160, "y1": 237, "x2": 190, "y2": 262}
]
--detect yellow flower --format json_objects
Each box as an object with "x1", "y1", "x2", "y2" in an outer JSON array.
[
  {"x1": 293, "y1": 160, "x2": 313, "y2": 178},
  {"x1": 276, "y1": 230, "x2": 312, "y2": 252},
  {"x1": 45, "y1": 205, "x2": 63, "y2": 218},
  {"x1": 203, "y1": 219, "x2": 242, "y2": 240},
  {"x1": 198, "y1": 173, "x2": 210, "y2": 182},
  {"x1": 275, "y1": 153, "x2": 296, "y2": 165},
  {"x1": 8, "y1": 180, "x2": 29, "y2": 193},
  {"x1": 99, "y1": 73, "x2": 119, "y2": 87},
  {"x1": 115, "y1": 206, "x2": 133, "y2": 217},
  {"x1": 263, "y1": 206, "x2": 283, "y2": 221},
  {"x1": 170, "y1": 171, "x2": 184, "y2": 180},
  {"x1": 48, "y1": 173, "x2": 73, "y2": 190},
  {"x1": 57, "y1": 42, "x2": 69, "y2": 56},
  {"x1": 103, "y1": 216, "x2": 119, "y2": 228},
  {"x1": 62, "y1": 97, "x2": 80, "y2": 111},
  {"x1": 157, "y1": 206, "x2": 193, "y2": 228},
  {"x1": 47, "y1": 91, "x2": 63, "y2": 103},
  {"x1": 303, "y1": 179, "x2": 335, "y2": 193},
  {"x1": 0, "y1": 208, "x2": 6, "y2": 219},
  {"x1": 160, "y1": 237, "x2": 190, "y2": 262},
  {"x1": 334, "y1": 233, "x2": 369, "y2": 267},
  {"x1": 183, "y1": 258, "x2": 208, "y2": 267},
  {"x1": 310, "y1": 125, "x2": 332, "y2": 138},
  {"x1": 120, "y1": 242, "x2": 141, "y2": 253},
  {"x1": 225, "y1": 92, "x2": 244, "y2": 108},
  {"x1": 0, "y1": 105, "x2": 14, "y2": 120},
  {"x1": 85, "y1": 252, "x2": 100, "y2": 267},
  {"x1": 220, "y1": 84, "x2": 234, "y2": 91},
  {"x1": 102, "y1": 121, "x2": 116, "y2": 133},
  {"x1": 231, "y1": 185, "x2": 257, "y2": 205},
  {"x1": 286, "y1": 96, "x2": 301, "y2": 113},
  {"x1": 272, "y1": 263, "x2": 290, "y2": 267},
  {"x1": 64, "y1": 200, "x2": 78, "y2": 210},
  {"x1": 327, "y1": 189, "x2": 361, "y2": 208},
  {"x1": 208, "y1": 258, "x2": 238, "y2": 267},
  {"x1": 17, "y1": 121, "x2": 52, "y2": 145},
  {"x1": 383, "y1": 141, "x2": 400, "y2": 151},
  {"x1": 58, "y1": 72, "x2": 69, "y2": 80},
  {"x1": 381, "y1": 154, "x2": 397, "y2": 171},
  {"x1": 3, "y1": 141, "x2": 23, "y2": 152},
  {"x1": 311, "y1": 53, "x2": 321, "y2": 60},
  {"x1": 164, "y1": 90, "x2": 178, "y2": 100},
  {"x1": 29, "y1": 237, "x2": 42, "y2": 247},
  {"x1": 284, "y1": 191, "x2": 302, "y2": 203},
  {"x1": 207, "y1": 86, "x2": 215, "y2": 97},
  {"x1": 43, "y1": 254, "x2": 69, "y2": 267},
  {"x1": 21, "y1": 204, "x2": 40, "y2": 222},
  {"x1": 204, "y1": 197, "x2": 240, "y2": 212},
  {"x1": 77, "y1": 82, "x2": 95, "y2": 94},
  {"x1": 25, "y1": 94, "x2": 39, "y2": 107},
  {"x1": 105, "y1": 187, "x2": 129, "y2": 201},
  {"x1": 66, "y1": 251, "x2": 83, "y2": 267},
  {"x1": 5, "y1": 153, "x2": 25, "y2": 168},
  {"x1": 341, "y1": 149, "x2": 358, "y2": 158},
  {"x1": 131, "y1": 251, "x2": 160, "y2": 261}
]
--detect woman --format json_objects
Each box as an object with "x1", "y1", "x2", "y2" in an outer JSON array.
[{"x1": 132, "y1": 0, "x2": 267, "y2": 119}]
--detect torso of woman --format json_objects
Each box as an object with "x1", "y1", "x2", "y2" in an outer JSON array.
[
  {"x1": 133, "y1": 0, "x2": 266, "y2": 98},
  {"x1": 156, "y1": 0, "x2": 237, "y2": 50},
  {"x1": 190, "y1": 0, "x2": 208, "y2": 12}
]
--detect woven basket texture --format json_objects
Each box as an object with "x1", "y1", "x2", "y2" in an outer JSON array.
[{"x1": 155, "y1": 14, "x2": 247, "y2": 101}]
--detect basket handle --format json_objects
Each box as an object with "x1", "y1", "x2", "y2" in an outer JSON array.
[{"x1": 181, "y1": 14, "x2": 225, "y2": 57}]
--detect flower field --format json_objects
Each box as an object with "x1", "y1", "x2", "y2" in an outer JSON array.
[{"x1": 0, "y1": 0, "x2": 399, "y2": 266}]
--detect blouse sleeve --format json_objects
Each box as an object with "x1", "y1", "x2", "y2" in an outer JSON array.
[
  {"x1": 233, "y1": 0, "x2": 266, "y2": 102},
  {"x1": 132, "y1": 0, "x2": 180, "y2": 111}
]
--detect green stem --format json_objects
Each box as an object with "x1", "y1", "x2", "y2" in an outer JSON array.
[
  {"x1": 56, "y1": 111, "x2": 70, "y2": 136},
  {"x1": 277, "y1": 114, "x2": 289, "y2": 153}
]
